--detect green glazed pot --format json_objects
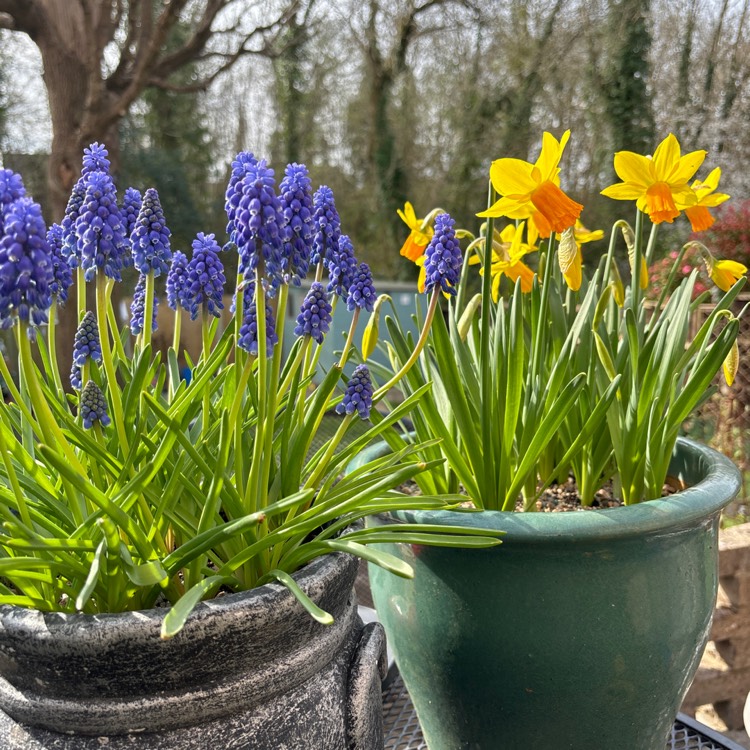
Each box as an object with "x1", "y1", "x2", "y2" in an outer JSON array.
[{"x1": 357, "y1": 438, "x2": 740, "y2": 750}]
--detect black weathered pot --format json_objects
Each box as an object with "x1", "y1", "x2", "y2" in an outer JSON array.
[{"x1": 0, "y1": 550, "x2": 385, "y2": 749}]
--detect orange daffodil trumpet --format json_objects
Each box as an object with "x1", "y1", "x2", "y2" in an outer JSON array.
[
  {"x1": 601, "y1": 133, "x2": 705, "y2": 224},
  {"x1": 681, "y1": 168, "x2": 730, "y2": 233},
  {"x1": 397, "y1": 201, "x2": 435, "y2": 261},
  {"x1": 478, "y1": 130, "x2": 583, "y2": 237}
]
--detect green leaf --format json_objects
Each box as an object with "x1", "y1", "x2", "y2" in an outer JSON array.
[
  {"x1": 262, "y1": 569, "x2": 333, "y2": 625},
  {"x1": 161, "y1": 575, "x2": 234, "y2": 639}
]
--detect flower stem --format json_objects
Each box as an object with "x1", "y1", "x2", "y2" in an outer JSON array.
[
  {"x1": 47, "y1": 299, "x2": 65, "y2": 400},
  {"x1": 96, "y1": 274, "x2": 129, "y2": 455},
  {"x1": 303, "y1": 413, "x2": 353, "y2": 491},
  {"x1": 142, "y1": 271, "x2": 155, "y2": 351},
  {"x1": 337, "y1": 308, "x2": 360, "y2": 368},
  {"x1": 76, "y1": 267, "x2": 86, "y2": 323},
  {"x1": 201, "y1": 304, "x2": 211, "y2": 436},
  {"x1": 247, "y1": 269, "x2": 268, "y2": 515}
]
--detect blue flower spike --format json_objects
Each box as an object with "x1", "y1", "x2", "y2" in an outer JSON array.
[
  {"x1": 346, "y1": 262, "x2": 377, "y2": 312},
  {"x1": 130, "y1": 274, "x2": 158, "y2": 336},
  {"x1": 0, "y1": 169, "x2": 25, "y2": 233},
  {"x1": 46, "y1": 224, "x2": 73, "y2": 305},
  {"x1": 131, "y1": 188, "x2": 172, "y2": 277},
  {"x1": 237, "y1": 284, "x2": 278, "y2": 357},
  {"x1": 224, "y1": 151, "x2": 258, "y2": 250},
  {"x1": 81, "y1": 143, "x2": 111, "y2": 176},
  {"x1": 336, "y1": 364, "x2": 373, "y2": 420},
  {"x1": 279, "y1": 163, "x2": 314, "y2": 285},
  {"x1": 327, "y1": 234, "x2": 358, "y2": 297},
  {"x1": 80, "y1": 380, "x2": 111, "y2": 429},
  {"x1": 184, "y1": 233, "x2": 226, "y2": 320},
  {"x1": 423, "y1": 213, "x2": 462, "y2": 296},
  {"x1": 294, "y1": 281, "x2": 332, "y2": 344},
  {"x1": 166, "y1": 250, "x2": 189, "y2": 312},
  {"x1": 70, "y1": 311, "x2": 102, "y2": 390},
  {"x1": 310, "y1": 186, "x2": 341, "y2": 267},
  {"x1": 0, "y1": 197, "x2": 53, "y2": 329}
]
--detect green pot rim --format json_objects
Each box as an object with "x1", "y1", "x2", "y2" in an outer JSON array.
[{"x1": 353, "y1": 437, "x2": 741, "y2": 544}]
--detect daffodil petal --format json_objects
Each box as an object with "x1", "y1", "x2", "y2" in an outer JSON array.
[
  {"x1": 652, "y1": 134, "x2": 681, "y2": 179},
  {"x1": 669, "y1": 150, "x2": 707, "y2": 184},
  {"x1": 478, "y1": 195, "x2": 530, "y2": 219},
  {"x1": 700, "y1": 192, "x2": 731, "y2": 208},
  {"x1": 489, "y1": 158, "x2": 538, "y2": 196},
  {"x1": 613, "y1": 151, "x2": 652, "y2": 186},
  {"x1": 601, "y1": 182, "x2": 647, "y2": 200},
  {"x1": 535, "y1": 131, "x2": 566, "y2": 181}
]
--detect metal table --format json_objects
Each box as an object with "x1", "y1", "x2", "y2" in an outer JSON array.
[{"x1": 381, "y1": 673, "x2": 748, "y2": 750}]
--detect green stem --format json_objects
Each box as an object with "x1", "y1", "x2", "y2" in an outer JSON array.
[
  {"x1": 17, "y1": 338, "x2": 34, "y2": 457},
  {"x1": 303, "y1": 414, "x2": 353, "y2": 491},
  {"x1": 76, "y1": 267, "x2": 86, "y2": 324},
  {"x1": 143, "y1": 271, "x2": 155, "y2": 351},
  {"x1": 47, "y1": 299, "x2": 65, "y2": 399},
  {"x1": 372, "y1": 289, "x2": 440, "y2": 402},
  {"x1": 630, "y1": 210, "x2": 645, "y2": 316},
  {"x1": 172, "y1": 307, "x2": 182, "y2": 356},
  {"x1": 96, "y1": 274, "x2": 129, "y2": 455},
  {"x1": 105, "y1": 278, "x2": 127, "y2": 365},
  {"x1": 201, "y1": 305, "x2": 211, "y2": 436},
  {"x1": 337, "y1": 308, "x2": 360, "y2": 368}
]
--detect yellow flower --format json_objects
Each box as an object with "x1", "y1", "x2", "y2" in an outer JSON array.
[
  {"x1": 555, "y1": 220, "x2": 604, "y2": 292},
  {"x1": 469, "y1": 222, "x2": 536, "y2": 299},
  {"x1": 679, "y1": 168, "x2": 730, "y2": 233},
  {"x1": 397, "y1": 202, "x2": 433, "y2": 261},
  {"x1": 706, "y1": 258, "x2": 748, "y2": 292},
  {"x1": 415, "y1": 254, "x2": 426, "y2": 293},
  {"x1": 478, "y1": 130, "x2": 583, "y2": 237},
  {"x1": 601, "y1": 133, "x2": 706, "y2": 224},
  {"x1": 723, "y1": 338, "x2": 739, "y2": 387}
]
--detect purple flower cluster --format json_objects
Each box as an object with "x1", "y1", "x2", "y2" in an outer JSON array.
[
  {"x1": 278, "y1": 163, "x2": 314, "y2": 285},
  {"x1": 224, "y1": 151, "x2": 258, "y2": 250},
  {"x1": 327, "y1": 235, "x2": 358, "y2": 297},
  {"x1": 237, "y1": 284, "x2": 278, "y2": 357},
  {"x1": 46, "y1": 223, "x2": 73, "y2": 304},
  {"x1": 131, "y1": 188, "x2": 172, "y2": 277},
  {"x1": 294, "y1": 281, "x2": 332, "y2": 344},
  {"x1": 0, "y1": 169, "x2": 25, "y2": 233},
  {"x1": 81, "y1": 143, "x2": 111, "y2": 176},
  {"x1": 120, "y1": 187, "x2": 142, "y2": 268},
  {"x1": 166, "y1": 250, "x2": 189, "y2": 311},
  {"x1": 60, "y1": 181, "x2": 86, "y2": 263},
  {"x1": 0, "y1": 197, "x2": 53, "y2": 328},
  {"x1": 76, "y1": 171, "x2": 127, "y2": 282},
  {"x1": 184, "y1": 233, "x2": 226, "y2": 320},
  {"x1": 346, "y1": 262, "x2": 376, "y2": 312},
  {"x1": 130, "y1": 274, "x2": 158, "y2": 336},
  {"x1": 423, "y1": 213, "x2": 462, "y2": 296},
  {"x1": 310, "y1": 186, "x2": 341, "y2": 267},
  {"x1": 70, "y1": 311, "x2": 102, "y2": 390},
  {"x1": 80, "y1": 380, "x2": 110, "y2": 429},
  {"x1": 336, "y1": 364, "x2": 373, "y2": 420},
  {"x1": 227, "y1": 159, "x2": 286, "y2": 293}
]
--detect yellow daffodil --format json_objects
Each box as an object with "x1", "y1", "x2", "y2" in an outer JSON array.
[
  {"x1": 601, "y1": 133, "x2": 706, "y2": 224},
  {"x1": 555, "y1": 220, "x2": 604, "y2": 291},
  {"x1": 397, "y1": 202, "x2": 434, "y2": 261},
  {"x1": 679, "y1": 168, "x2": 730, "y2": 233},
  {"x1": 723, "y1": 337, "x2": 739, "y2": 386},
  {"x1": 478, "y1": 130, "x2": 583, "y2": 237},
  {"x1": 469, "y1": 222, "x2": 536, "y2": 299},
  {"x1": 706, "y1": 257, "x2": 748, "y2": 292},
  {"x1": 415, "y1": 255, "x2": 427, "y2": 293}
]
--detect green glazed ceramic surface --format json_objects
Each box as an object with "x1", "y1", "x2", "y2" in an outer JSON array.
[{"x1": 357, "y1": 438, "x2": 740, "y2": 750}]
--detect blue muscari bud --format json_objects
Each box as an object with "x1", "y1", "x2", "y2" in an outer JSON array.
[
  {"x1": 294, "y1": 281, "x2": 332, "y2": 344},
  {"x1": 46, "y1": 224, "x2": 73, "y2": 305},
  {"x1": 184, "y1": 233, "x2": 226, "y2": 321},
  {"x1": 224, "y1": 152, "x2": 258, "y2": 250},
  {"x1": 0, "y1": 169, "x2": 25, "y2": 233},
  {"x1": 130, "y1": 274, "x2": 157, "y2": 336},
  {"x1": 70, "y1": 310, "x2": 102, "y2": 390},
  {"x1": 61, "y1": 180, "x2": 86, "y2": 265},
  {"x1": 0, "y1": 197, "x2": 53, "y2": 329},
  {"x1": 76, "y1": 171, "x2": 127, "y2": 282},
  {"x1": 423, "y1": 213, "x2": 462, "y2": 296},
  {"x1": 230, "y1": 159, "x2": 286, "y2": 294},
  {"x1": 131, "y1": 188, "x2": 172, "y2": 277},
  {"x1": 237, "y1": 283, "x2": 278, "y2": 357},
  {"x1": 310, "y1": 186, "x2": 341, "y2": 267},
  {"x1": 80, "y1": 380, "x2": 110, "y2": 429},
  {"x1": 81, "y1": 143, "x2": 111, "y2": 176},
  {"x1": 120, "y1": 187, "x2": 142, "y2": 268},
  {"x1": 279, "y1": 163, "x2": 314, "y2": 285},
  {"x1": 166, "y1": 250, "x2": 189, "y2": 311},
  {"x1": 346, "y1": 262, "x2": 377, "y2": 312},
  {"x1": 327, "y1": 234, "x2": 357, "y2": 297},
  {"x1": 336, "y1": 364, "x2": 373, "y2": 420}
]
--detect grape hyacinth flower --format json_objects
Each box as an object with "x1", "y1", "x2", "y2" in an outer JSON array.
[
  {"x1": 120, "y1": 188, "x2": 142, "y2": 267},
  {"x1": 184, "y1": 233, "x2": 226, "y2": 320},
  {"x1": 346, "y1": 262, "x2": 377, "y2": 312},
  {"x1": 310, "y1": 186, "x2": 341, "y2": 267},
  {"x1": 80, "y1": 380, "x2": 110, "y2": 429},
  {"x1": 422, "y1": 213, "x2": 462, "y2": 296},
  {"x1": 130, "y1": 274, "x2": 158, "y2": 336},
  {"x1": 327, "y1": 234, "x2": 358, "y2": 297},
  {"x1": 46, "y1": 224, "x2": 73, "y2": 305},
  {"x1": 0, "y1": 197, "x2": 53, "y2": 329},
  {"x1": 70, "y1": 311, "x2": 102, "y2": 390},
  {"x1": 166, "y1": 250, "x2": 189, "y2": 311},
  {"x1": 60, "y1": 180, "x2": 87, "y2": 263},
  {"x1": 336, "y1": 364, "x2": 373, "y2": 420},
  {"x1": 229, "y1": 159, "x2": 285, "y2": 293},
  {"x1": 81, "y1": 143, "x2": 111, "y2": 176},
  {"x1": 294, "y1": 281, "x2": 332, "y2": 344},
  {"x1": 224, "y1": 151, "x2": 258, "y2": 250},
  {"x1": 131, "y1": 188, "x2": 172, "y2": 277},
  {"x1": 76, "y1": 171, "x2": 127, "y2": 282},
  {"x1": 0, "y1": 168, "x2": 25, "y2": 233},
  {"x1": 279, "y1": 163, "x2": 314, "y2": 285},
  {"x1": 238, "y1": 284, "x2": 278, "y2": 357}
]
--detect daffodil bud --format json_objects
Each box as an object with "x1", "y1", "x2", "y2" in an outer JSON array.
[
  {"x1": 593, "y1": 284, "x2": 612, "y2": 329},
  {"x1": 457, "y1": 293, "x2": 482, "y2": 341},
  {"x1": 723, "y1": 337, "x2": 740, "y2": 386},
  {"x1": 620, "y1": 222, "x2": 635, "y2": 253},
  {"x1": 361, "y1": 294, "x2": 391, "y2": 360},
  {"x1": 610, "y1": 261, "x2": 625, "y2": 307},
  {"x1": 558, "y1": 227, "x2": 581, "y2": 291}
]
